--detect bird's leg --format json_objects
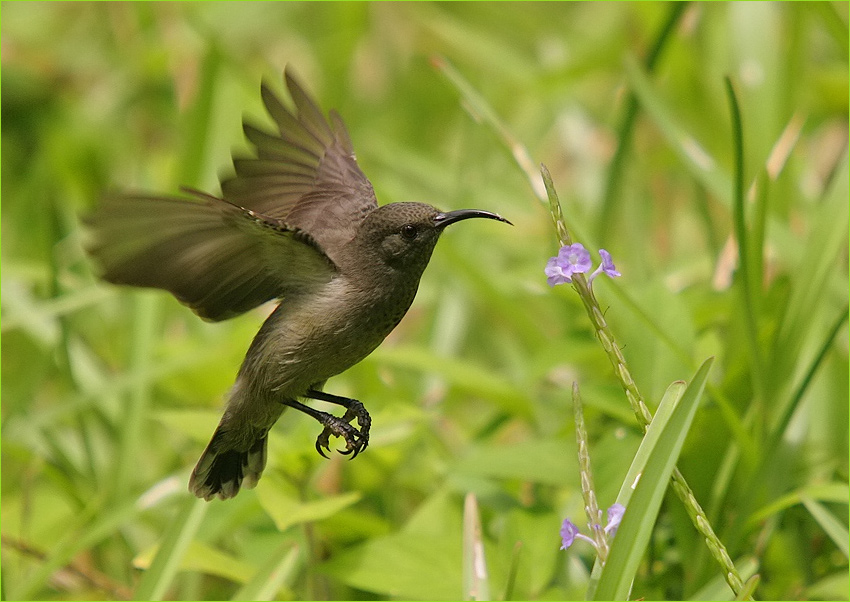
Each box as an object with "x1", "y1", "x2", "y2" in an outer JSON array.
[
  {"x1": 281, "y1": 399, "x2": 367, "y2": 459},
  {"x1": 305, "y1": 389, "x2": 371, "y2": 458}
]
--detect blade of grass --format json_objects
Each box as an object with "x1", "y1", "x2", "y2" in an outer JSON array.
[
  {"x1": 432, "y1": 55, "x2": 546, "y2": 203},
  {"x1": 725, "y1": 76, "x2": 766, "y2": 409},
  {"x1": 800, "y1": 497, "x2": 850, "y2": 559},
  {"x1": 724, "y1": 303, "x2": 850, "y2": 545},
  {"x1": 462, "y1": 493, "x2": 490, "y2": 601},
  {"x1": 592, "y1": 358, "x2": 714, "y2": 601},
  {"x1": 112, "y1": 293, "x2": 159, "y2": 499},
  {"x1": 767, "y1": 304, "x2": 848, "y2": 459},
  {"x1": 177, "y1": 43, "x2": 222, "y2": 188},
  {"x1": 623, "y1": 54, "x2": 732, "y2": 206},
  {"x1": 502, "y1": 541, "x2": 522, "y2": 601},
  {"x1": 586, "y1": 380, "x2": 686, "y2": 595},
  {"x1": 598, "y1": 1, "x2": 689, "y2": 244},
  {"x1": 771, "y1": 149, "x2": 849, "y2": 395},
  {"x1": 134, "y1": 497, "x2": 208, "y2": 600},
  {"x1": 232, "y1": 543, "x2": 301, "y2": 601},
  {"x1": 747, "y1": 482, "x2": 849, "y2": 526}
]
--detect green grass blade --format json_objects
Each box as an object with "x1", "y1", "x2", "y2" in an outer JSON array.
[
  {"x1": 134, "y1": 497, "x2": 208, "y2": 601},
  {"x1": 801, "y1": 497, "x2": 850, "y2": 559},
  {"x1": 593, "y1": 358, "x2": 714, "y2": 600},
  {"x1": 462, "y1": 492, "x2": 490, "y2": 601},
  {"x1": 767, "y1": 305, "x2": 849, "y2": 456},
  {"x1": 747, "y1": 482, "x2": 850, "y2": 526},
  {"x1": 177, "y1": 44, "x2": 222, "y2": 188},
  {"x1": 232, "y1": 543, "x2": 301, "y2": 601},
  {"x1": 725, "y1": 77, "x2": 765, "y2": 403},
  {"x1": 112, "y1": 293, "x2": 159, "y2": 499},
  {"x1": 433, "y1": 56, "x2": 544, "y2": 202},
  {"x1": 587, "y1": 380, "x2": 686, "y2": 594},
  {"x1": 623, "y1": 54, "x2": 732, "y2": 206},
  {"x1": 501, "y1": 541, "x2": 523, "y2": 601},
  {"x1": 598, "y1": 1, "x2": 689, "y2": 244},
  {"x1": 771, "y1": 148, "x2": 848, "y2": 374}
]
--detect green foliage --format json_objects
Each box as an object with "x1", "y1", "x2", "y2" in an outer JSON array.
[{"x1": 2, "y1": 3, "x2": 847, "y2": 600}]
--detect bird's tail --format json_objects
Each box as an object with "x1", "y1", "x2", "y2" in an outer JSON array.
[{"x1": 188, "y1": 424, "x2": 268, "y2": 501}]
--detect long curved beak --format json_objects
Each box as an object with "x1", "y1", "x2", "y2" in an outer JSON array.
[{"x1": 433, "y1": 209, "x2": 512, "y2": 229}]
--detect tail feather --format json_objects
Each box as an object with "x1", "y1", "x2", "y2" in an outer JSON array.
[{"x1": 189, "y1": 426, "x2": 268, "y2": 501}]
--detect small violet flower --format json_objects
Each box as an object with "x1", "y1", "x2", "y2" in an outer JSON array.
[
  {"x1": 559, "y1": 518, "x2": 596, "y2": 550},
  {"x1": 544, "y1": 243, "x2": 592, "y2": 287},
  {"x1": 559, "y1": 503, "x2": 626, "y2": 551},
  {"x1": 587, "y1": 249, "x2": 621, "y2": 284},
  {"x1": 604, "y1": 503, "x2": 625, "y2": 537},
  {"x1": 545, "y1": 245, "x2": 621, "y2": 287}
]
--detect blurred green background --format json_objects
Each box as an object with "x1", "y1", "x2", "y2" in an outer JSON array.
[{"x1": 2, "y1": 2, "x2": 847, "y2": 600}]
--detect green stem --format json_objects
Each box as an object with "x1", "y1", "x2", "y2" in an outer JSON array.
[{"x1": 573, "y1": 383, "x2": 609, "y2": 564}]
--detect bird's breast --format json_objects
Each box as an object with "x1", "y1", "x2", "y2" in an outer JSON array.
[{"x1": 238, "y1": 275, "x2": 419, "y2": 398}]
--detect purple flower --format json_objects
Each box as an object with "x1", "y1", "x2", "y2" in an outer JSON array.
[
  {"x1": 604, "y1": 503, "x2": 625, "y2": 537},
  {"x1": 588, "y1": 249, "x2": 621, "y2": 284},
  {"x1": 545, "y1": 243, "x2": 592, "y2": 287},
  {"x1": 560, "y1": 504, "x2": 625, "y2": 551},
  {"x1": 559, "y1": 518, "x2": 595, "y2": 550}
]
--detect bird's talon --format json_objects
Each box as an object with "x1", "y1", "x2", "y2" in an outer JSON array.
[{"x1": 316, "y1": 440, "x2": 330, "y2": 459}]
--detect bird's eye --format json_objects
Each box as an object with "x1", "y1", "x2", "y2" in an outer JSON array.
[{"x1": 400, "y1": 224, "x2": 418, "y2": 240}]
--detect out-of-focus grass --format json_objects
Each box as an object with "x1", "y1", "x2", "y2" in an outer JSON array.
[{"x1": 2, "y1": 3, "x2": 847, "y2": 601}]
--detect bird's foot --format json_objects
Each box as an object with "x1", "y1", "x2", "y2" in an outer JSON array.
[
  {"x1": 304, "y1": 390, "x2": 371, "y2": 459},
  {"x1": 336, "y1": 399, "x2": 371, "y2": 457},
  {"x1": 314, "y1": 414, "x2": 368, "y2": 459}
]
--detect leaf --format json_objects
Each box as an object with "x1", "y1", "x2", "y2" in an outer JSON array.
[
  {"x1": 592, "y1": 358, "x2": 714, "y2": 600},
  {"x1": 134, "y1": 539, "x2": 254, "y2": 585},
  {"x1": 256, "y1": 476, "x2": 361, "y2": 532},
  {"x1": 320, "y1": 488, "x2": 464, "y2": 600},
  {"x1": 801, "y1": 497, "x2": 850, "y2": 559}
]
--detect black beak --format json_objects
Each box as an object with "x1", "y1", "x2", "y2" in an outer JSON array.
[{"x1": 433, "y1": 209, "x2": 512, "y2": 229}]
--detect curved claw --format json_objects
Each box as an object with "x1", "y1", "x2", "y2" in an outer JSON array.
[
  {"x1": 311, "y1": 402, "x2": 371, "y2": 460},
  {"x1": 316, "y1": 440, "x2": 330, "y2": 459}
]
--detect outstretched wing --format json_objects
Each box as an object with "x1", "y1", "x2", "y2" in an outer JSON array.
[
  {"x1": 220, "y1": 67, "x2": 378, "y2": 261},
  {"x1": 85, "y1": 191, "x2": 336, "y2": 321}
]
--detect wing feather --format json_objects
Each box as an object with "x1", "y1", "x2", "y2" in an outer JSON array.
[
  {"x1": 85, "y1": 193, "x2": 336, "y2": 321},
  {"x1": 220, "y1": 66, "x2": 378, "y2": 261}
]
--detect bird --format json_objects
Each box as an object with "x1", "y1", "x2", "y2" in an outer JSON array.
[{"x1": 85, "y1": 67, "x2": 511, "y2": 501}]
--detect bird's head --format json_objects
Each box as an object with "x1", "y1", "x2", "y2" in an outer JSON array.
[{"x1": 346, "y1": 202, "x2": 510, "y2": 278}]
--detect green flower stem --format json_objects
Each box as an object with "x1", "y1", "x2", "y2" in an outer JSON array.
[
  {"x1": 542, "y1": 165, "x2": 750, "y2": 599},
  {"x1": 573, "y1": 382, "x2": 609, "y2": 564}
]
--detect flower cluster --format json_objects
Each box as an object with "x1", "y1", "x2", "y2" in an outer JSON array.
[
  {"x1": 560, "y1": 503, "x2": 625, "y2": 551},
  {"x1": 544, "y1": 243, "x2": 621, "y2": 287}
]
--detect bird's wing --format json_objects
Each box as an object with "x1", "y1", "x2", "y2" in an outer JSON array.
[
  {"x1": 85, "y1": 191, "x2": 337, "y2": 321},
  {"x1": 220, "y1": 67, "x2": 378, "y2": 261}
]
